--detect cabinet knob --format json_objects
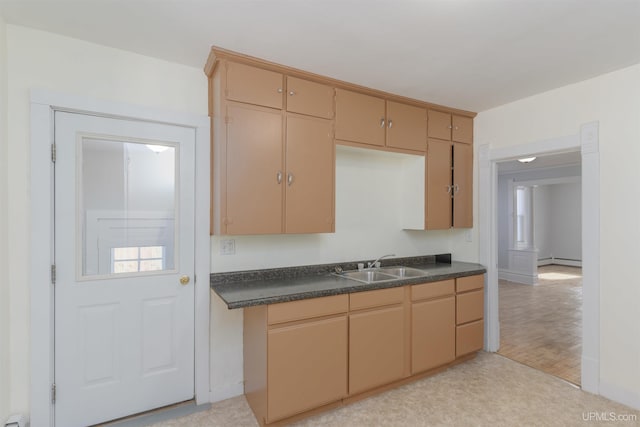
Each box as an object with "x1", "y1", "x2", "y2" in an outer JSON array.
[
  {"x1": 380, "y1": 118, "x2": 385, "y2": 128},
  {"x1": 388, "y1": 119, "x2": 393, "y2": 129},
  {"x1": 277, "y1": 171, "x2": 283, "y2": 184},
  {"x1": 287, "y1": 173, "x2": 294, "y2": 186},
  {"x1": 454, "y1": 126, "x2": 459, "y2": 130},
  {"x1": 453, "y1": 184, "x2": 460, "y2": 194},
  {"x1": 277, "y1": 88, "x2": 283, "y2": 93},
  {"x1": 446, "y1": 185, "x2": 452, "y2": 194},
  {"x1": 448, "y1": 125, "x2": 453, "y2": 129},
  {"x1": 289, "y1": 90, "x2": 296, "y2": 96}
]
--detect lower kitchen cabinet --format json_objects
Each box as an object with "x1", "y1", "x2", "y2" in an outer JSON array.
[
  {"x1": 455, "y1": 275, "x2": 485, "y2": 357},
  {"x1": 349, "y1": 287, "x2": 405, "y2": 394},
  {"x1": 411, "y1": 280, "x2": 455, "y2": 374},
  {"x1": 268, "y1": 316, "x2": 348, "y2": 421},
  {"x1": 242, "y1": 274, "x2": 484, "y2": 425}
]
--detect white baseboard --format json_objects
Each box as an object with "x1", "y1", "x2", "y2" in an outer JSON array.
[
  {"x1": 600, "y1": 379, "x2": 640, "y2": 411},
  {"x1": 538, "y1": 258, "x2": 582, "y2": 267},
  {"x1": 210, "y1": 382, "x2": 244, "y2": 403},
  {"x1": 498, "y1": 269, "x2": 537, "y2": 285}
]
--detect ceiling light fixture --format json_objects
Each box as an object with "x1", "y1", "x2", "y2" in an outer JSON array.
[
  {"x1": 145, "y1": 144, "x2": 170, "y2": 154},
  {"x1": 517, "y1": 157, "x2": 537, "y2": 163}
]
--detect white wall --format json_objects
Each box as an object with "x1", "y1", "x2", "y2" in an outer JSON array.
[
  {"x1": 548, "y1": 182, "x2": 582, "y2": 261},
  {"x1": 533, "y1": 185, "x2": 552, "y2": 260},
  {"x1": 5, "y1": 25, "x2": 207, "y2": 416},
  {"x1": 0, "y1": 13, "x2": 10, "y2": 426},
  {"x1": 476, "y1": 63, "x2": 640, "y2": 408}
]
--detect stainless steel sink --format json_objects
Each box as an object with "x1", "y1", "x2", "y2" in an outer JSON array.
[
  {"x1": 339, "y1": 270, "x2": 398, "y2": 284},
  {"x1": 336, "y1": 266, "x2": 429, "y2": 284},
  {"x1": 378, "y1": 266, "x2": 429, "y2": 278}
]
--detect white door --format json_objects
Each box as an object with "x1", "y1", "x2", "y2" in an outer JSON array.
[{"x1": 54, "y1": 112, "x2": 196, "y2": 426}]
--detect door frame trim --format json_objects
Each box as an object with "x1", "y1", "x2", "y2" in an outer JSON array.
[
  {"x1": 478, "y1": 122, "x2": 600, "y2": 394},
  {"x1": 29, "y1": 89, "x2": 211, "y2": 426}
]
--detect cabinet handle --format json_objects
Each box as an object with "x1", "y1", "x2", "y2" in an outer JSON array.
[
  {"x1": 388, "y1": 119, "x2": 393, "y2": 129},
  {"x1": 453, "y1": 184, "x2": 460, "y2": 194},
  {"x1": 277, "y1": 88, "x2": 283, "y2": 94},
  {"x1": 287, "y1": 173, "x2": 294, "y2": 186},
  {"x1": 454, "y1": 125, "x2": 459, "y2": 130},
  {"x1": 277, "y1": 171, "x2": 283, "y2": 184},
  {"x1": 289, "y1": 90, "x2": 296, "y2": 96},
  {"x1": 380, "y1": 118, "x2": 385, "y2": 128},
  {"x1": 448, "y1": 125, "x2": 453, "y2": 129},
  {"x1": 446, "y1": 185, "x2": 452, "y2": 194}
]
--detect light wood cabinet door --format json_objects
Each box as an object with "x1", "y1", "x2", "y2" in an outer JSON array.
[
  {"x1": 335, "y1": 89, "x2": 385, "y2": 147},
  {"x1": 386, "y1": 101, "x2": 427, "y2": 152},
  {"x1": 456, "y1": 320, "x2": 484, "y2": 357},
  {"x1": 286, "y1": 77, "x2": 334, "y2": 119},
  {"x1": 426, "y1": 139, "x2": 452, "y2": 229},
  {"x1": 225, "y1": 103, "x2": 283, "y2": 234},
  {"x1": 452, "y1": 115, "x2": 473, "y2": 144},
  {"x1": 225, "y1": 62, "x2": 283, "y2": 109},
  {"x1": 349, "y1": 306, "x2": 404, "y2": 395},
  {"x1": 411, "y1": 296, "x2": 455, "y2": 374},
  {"x1": 427, "y1": 110, "x2": 451, "y2": 141},
  {"x1": 267, "y1": 316, "x2": 347, "y2": 422},
  {"x1": 453, "y1": 142, "x2": 473, "y2": 228},
  {"x1": 456, "y1": 289, "x2": 484, "y2": 325},
  {"x1": 285, "y1": 115, "x2": 334, "y2": 233}
]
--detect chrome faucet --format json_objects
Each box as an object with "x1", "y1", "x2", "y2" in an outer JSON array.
[{"x1": 368, "y1": 253, "x2": 396, "y2": 269}]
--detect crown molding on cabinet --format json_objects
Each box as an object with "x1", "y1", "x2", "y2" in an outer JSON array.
[{"x1": 204, "y1": 46, "x2": 477, "y2": 119}]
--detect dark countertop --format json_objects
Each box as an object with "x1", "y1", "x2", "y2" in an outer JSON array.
[{"x1": 210, "y1": 255, "x2": 486, "y2": 309}]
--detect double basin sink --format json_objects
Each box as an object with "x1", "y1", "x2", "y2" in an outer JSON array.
[{"x1": 337, "y1": 266, "x2": 430, "y2": 284}]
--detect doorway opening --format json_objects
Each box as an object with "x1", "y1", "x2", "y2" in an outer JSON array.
[{"x1": 495, "y1": 151, "x2": 583, "y2": 385}]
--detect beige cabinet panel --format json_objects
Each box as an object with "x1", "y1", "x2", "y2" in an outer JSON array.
[
  {"x1": 453, "y1": 142, "x2": 473, "y2": 228},
  {"x1": 456, "y1": 320, "x2": 484, "y2": 357},
  {"x1": 286, "y1": 77, "x2": 334, "y2": 119},
  {"x1": 226, "y1": 62, "x2": 283, "y2": 109},
  {"x1": 225, "y1": 103, "x2": 283, "y2": 234},
  {"x1": 267, "y1": 316, "x2": 348, "y2": 422},
  {"x1": 285, "y1": 115, "x2": 334, "y2": 233},
  {"x1": 411, "y1": 280, "x2": 454, "y2": 301},
  {"x1": 456, "y1": 275, "x2": 484, "y2": 293},
  {"x1": 426, "y1": 139, "x2": 452, "y2": 229},
  {"x1": 349, "y1": 306, "x2": 405, "y2": 395},
  {"x1": 335, "y1": 89, "x2": 385, "y2": 146},
  {"x1": 427, "y1": 110, "x2": 452, "y2": 141},
  {"x1": 386, "y1": 101, "x2": 427, "y2": 152},
  {"x1": 452, "y1": 115, "x2": 473, "y2": 144},
  {"x1": 456, "y1": 289, "x2": 484, "y2": 325},
  {"x1": 411, "y1": 296, "x2": 455, "y2": 374},
  {"x1": 268, "y1": 294, "x2": 347, "y2": 325}
]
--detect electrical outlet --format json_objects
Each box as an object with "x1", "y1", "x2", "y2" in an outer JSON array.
[{"x1": 221, "y1": 239, "x2": 236, "y2": 255}]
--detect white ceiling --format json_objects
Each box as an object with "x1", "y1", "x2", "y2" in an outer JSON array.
[
  {"x1": 1, "y1": 0, "x2": 639, "y2": 112},
  {"x1": 497, "y1": 151, "x2": 581, "y2": 174}
]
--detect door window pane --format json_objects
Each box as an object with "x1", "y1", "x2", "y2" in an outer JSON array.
[{"x1": 80, "y1": 137, "x2": 177, "y2": 277}]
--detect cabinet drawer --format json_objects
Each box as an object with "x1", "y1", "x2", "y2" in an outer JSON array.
[
  {"x1": 349, "y1": 287, "x2": 404, "y2": 311},
  {"x1": 456, "y1": 274, "x2": 484, "y2": 293},
  {"x1": 268, "y1": 294, "x2": 348, "y2": 325},
  {"x1": 456, "y1": 319, "x2": 483, "y2": 357},
  {"x1": 456, "y1": 290, "x2": 483, "y2": 325},
  {"x1": 286, "y1": 76, "x2": 334, "y2": 119},
  {"x1": 225, "y1": 61, "x2": 283, "y2": 109},
  {"x1": 411, "y1": 280, "x2": 454, "y2": 301}
]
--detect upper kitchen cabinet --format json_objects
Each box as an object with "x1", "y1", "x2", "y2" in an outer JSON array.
[
  {"x1": 225, "y1": 61, "x2": 284, "y2": 109},
  {"x1": 386, "y1": 101, "x2": 427, "y2": 152},
  {"x1": 286, "y1": 76, "x2": 334, "y2": 119},
  {"x1": 336, "y1": 89, "x2": 427, "y2": 153},
  {"x1": 335, "y1": 89, "x2": 386, "y2": 147},
  {"x1": 428, "y1": 109, "x2": 473, "y2": 144}
]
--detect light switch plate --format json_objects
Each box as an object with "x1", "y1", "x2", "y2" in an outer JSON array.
[
  {"x1": 465, "y1": 230, "x2": 473, "y2": 242},
  {"x1": 221, "y1": 239, "x2": 236, "y2": 255}
]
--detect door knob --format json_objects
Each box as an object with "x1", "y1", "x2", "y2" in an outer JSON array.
[{"x1": 180, "y1": 275, "x2": 190, "y2": 285}]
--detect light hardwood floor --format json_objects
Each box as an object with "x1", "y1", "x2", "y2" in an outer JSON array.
[{"x1": 498, "y1": 265, "x2": 582, "y2": 385}]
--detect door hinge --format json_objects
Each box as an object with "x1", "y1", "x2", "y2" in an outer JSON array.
[
  {"x1": 51, "y1": 144, "x2": 57, "y2": 163},
  {"x1": 51, "y1": 264, "x2": 56, "y2": 285},
  {"x1": 51, "y1": 383, "x2": 56, "y2": 404}
]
